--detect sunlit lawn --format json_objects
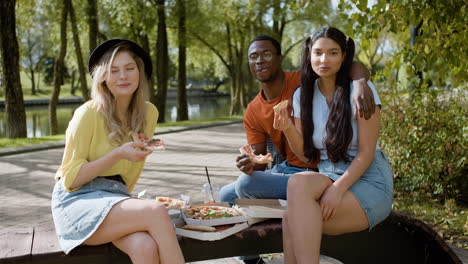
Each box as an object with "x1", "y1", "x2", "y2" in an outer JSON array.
[
  {"x1": 393, "y1": 191, "x2": 468, "y2": 249},
  {"x1": 0, "y1": 135, "x2": 65, "y2": 149}
]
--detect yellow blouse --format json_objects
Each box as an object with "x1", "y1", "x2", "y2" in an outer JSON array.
[{"x1": 55, "y1": 100, "x2": 158, "y2": 193}]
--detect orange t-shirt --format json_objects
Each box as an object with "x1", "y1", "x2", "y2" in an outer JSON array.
[{"x1": 243, "y1": 71, "x2": 318, "y2": 168}]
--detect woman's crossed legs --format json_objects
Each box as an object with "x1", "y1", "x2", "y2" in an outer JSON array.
[
  {"x1": 283, "y1": 172, "x2": 369, "y2": 264},
  {"x1": 84, "y1": 198, "x2": 185, "y2": 264}
]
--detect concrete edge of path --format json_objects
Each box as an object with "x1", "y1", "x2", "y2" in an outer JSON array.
[{"x1": 0, "y1": 119, "x2": 243, "y2": 157}]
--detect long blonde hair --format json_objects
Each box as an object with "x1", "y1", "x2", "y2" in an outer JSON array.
[{"x1": 90, "y1": 44, "x2": 148, "y2": 145}]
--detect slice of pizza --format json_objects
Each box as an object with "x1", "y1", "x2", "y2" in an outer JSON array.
[
  {"x1": 273, "y1": 100, "x2": 289, "y2": 113},
  {"x1": 145, "y1": 138, "x2": 166, "y2": 151},
  {"x1": 131, "y1": 132, "x2": 166, "y2": 151},
  {"x1": 184, "y1": 205, "x2": 241, "y2": 220},
  {"x1": 155, "y1": 196, "x2": 187, "y2": 210},
  {"x1": 239, "y1": 144, "x2": 273, "y2": 164}
]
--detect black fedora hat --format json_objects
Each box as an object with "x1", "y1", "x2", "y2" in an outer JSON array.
[{"x1": 88, "y1": 39, "x2": 152, "y2": 79}]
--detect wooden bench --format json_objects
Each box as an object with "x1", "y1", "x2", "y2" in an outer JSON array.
[{"x1": 0, "y1": 211, "x2": 462, "y2": 264}]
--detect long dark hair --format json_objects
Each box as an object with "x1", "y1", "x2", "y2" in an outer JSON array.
[{"x1": 299, "y1": 26, "x2": 355, "y2": 162}]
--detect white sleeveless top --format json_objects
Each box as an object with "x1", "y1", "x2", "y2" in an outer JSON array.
[{"x1": 292, "y1": 80, "x2": 381, "y2": 160}]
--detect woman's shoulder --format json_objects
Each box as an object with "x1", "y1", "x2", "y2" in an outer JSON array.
[
  {"x1": 73, "y1": 100, "x2": 99, "y2": 119},
  {"x1": 144, "y1": 101, "x2": 158, "y2": 113},
  {"x1": 144, "y1": 101, "x2": 159, "y2": 121}
]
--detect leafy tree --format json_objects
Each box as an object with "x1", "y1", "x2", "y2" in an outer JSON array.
[
  {"x1": 68, "y1": 0, "x2": 90, "y2": 100},
  {"x1": 101, "y1": 0, "x2": 158, "y2": 105},
  {"x1": 17, "y1": 0, "x2": 43, "y2": 94},
  {"x1": 49, "y1": 0, "x2": 68, "y2": 135},
  {"x1": 190, "y1": 1, "x2": 254, "y2": 115},
  {"x1": 356, "y1": 33, "x2": 388, "y2": 76},
  {"x1": 0, "y1": 0, "x2": 27, "y2": 138},
  {"x1": 339, "y1": 0, "x2": 467, "y2": 90}
]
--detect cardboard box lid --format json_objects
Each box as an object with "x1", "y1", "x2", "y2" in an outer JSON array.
[
  {"x1": 175, "y1": 222, "x2": 249, "y2": 241},
  {"x1": 235, "y1": 199, "x2": 287, "y2": 219}
]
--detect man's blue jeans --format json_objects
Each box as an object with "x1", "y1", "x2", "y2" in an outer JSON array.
[{"x1": 219, "y1": 160, "x2": 316, "y2": 205}]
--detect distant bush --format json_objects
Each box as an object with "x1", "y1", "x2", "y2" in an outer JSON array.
[{"x1": 379, "y1": 88, "x2": 467, "y2": 203}]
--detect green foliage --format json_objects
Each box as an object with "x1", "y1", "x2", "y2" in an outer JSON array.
[
  {"x1": 380, "y1": 87, "x2": 467, "y2": 201},
  {"x1": 340, "y1": 0, "x2": 468, "y2": 88}
]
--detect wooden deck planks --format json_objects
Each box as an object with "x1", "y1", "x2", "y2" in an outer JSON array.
[
  {"x1": 31, "y1": 224, "x2": 62, "y2": 256},
  {"x1": 0, "y1": 227, "x2": 33, "y2": 264}
]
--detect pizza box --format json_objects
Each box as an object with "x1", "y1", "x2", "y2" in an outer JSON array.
[
  {"x1": 234, "y1": 198, "x2": 287, "y2": 218},
  {"x1": 175, "y1": 221, "x2": 249, "y2": 241},
  {"x1": 182, "y1": 203, "x2": 249, "y2": 226}
]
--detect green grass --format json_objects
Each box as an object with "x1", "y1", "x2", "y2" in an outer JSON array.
[
  {"x1": 393, "y1": 191, "x2": 468, "y2": 249},
  {"x1": 14, "y1": 71, "x2": 85, "y2": 99},
  {"x1": 0, "y1": 135, "x2": 65, "y2": 148}
]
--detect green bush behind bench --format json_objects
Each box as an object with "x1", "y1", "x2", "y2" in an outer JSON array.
[{"x1": 380, "y1": 88, "x2": 467, "y2": 202}]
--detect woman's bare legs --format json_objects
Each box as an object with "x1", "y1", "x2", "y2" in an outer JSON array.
[
  {"x1": 286, "y1": 172, "x2": 330, "y2": 264},
  {"x1": 285, "y1": 172, "x2": 369, "y2": 264},
  {"x1": 84, "y1": 198, "x2": 185, "y2": 264},
  {"x1": 113, "y1": 232, "x2": 159, "y2": 264},
  {"x1": 282, "y1": 213, "x2": 297, "y2": 264}
]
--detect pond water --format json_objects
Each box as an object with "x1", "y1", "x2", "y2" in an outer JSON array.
[{"x1": 0, "y1": 96, "x2": 231, "y2": 138}]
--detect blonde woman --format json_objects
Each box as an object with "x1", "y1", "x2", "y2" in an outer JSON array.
[{"x1": 51, "y1": 39, "x2": 185, "y2": 264}]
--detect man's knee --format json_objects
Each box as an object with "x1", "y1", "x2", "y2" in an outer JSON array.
[
  {"x1": 235, "y1": 173, "x2": 256, "y2": 198},
  {"x1": 219, "y1": 182, "x2": 237, "y2": 205}
]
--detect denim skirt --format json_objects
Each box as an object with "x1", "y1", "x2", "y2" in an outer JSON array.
[
  {"x1": 51, "y1": 177, "x2": 131, "y2": 254},
  {"x1": 318, "y1": 150, "x2": 394, "y2": 230}
]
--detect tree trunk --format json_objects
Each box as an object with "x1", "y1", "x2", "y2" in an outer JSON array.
[
  {"x1": 230, "y1": 67, "x2": 245, "y2": 115},
  {"x1": 140, "y1": 34, "x2": 156, "y2": 105},
  {"x1": 30, "y1": 68, "x2": 36, "y2": 95},
  {"x1": 36, "y1": 70, "x2": 41, "y2": 92},
  {"x1": 177, "y1": 0, "x2": 188, "y2": 121},
  {"x1": 49, "y1": 0, "x2": 68, "y2": 135},
  {"x1": 225, "y1": 23, "x2": 244, "y2": 115},
  {"x1": 0, "y1": 0, "x2": 27, "y2": 138},
  {"x1": 26, "y1": 35, "x2": 36, "y2": 95},
  {"x1": 87, "y1": 0, "x2": 98, "y2": 53},
  {"x1": 70, "y1": 70, "x2": 76, "y2": 96},
  {"x1": 68, "y1": 0, "x2": 90, "y2": 101},
  {"x1": 155, "y1": 0, "x2": 169, "y2": 123}
]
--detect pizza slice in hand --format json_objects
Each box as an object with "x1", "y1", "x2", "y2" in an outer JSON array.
[
  {"x1": 273, "y1": 100, "x2": 288, "y2": 113},
  {"x1": 131, "y1": 132, "x2": 166, "y2": 151},
  {"x1": 239, "y1": 144, "x2": 273, "y2": 164}
]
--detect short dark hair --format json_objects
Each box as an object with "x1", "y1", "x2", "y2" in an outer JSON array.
[{"x1": 248, "y1": 35, "x2": 282, "y2": 55}]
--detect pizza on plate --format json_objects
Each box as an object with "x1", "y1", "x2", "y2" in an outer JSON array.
[
  {"x1": 184, "y1": 206, "x2": 241, "y2": 220},
  {"x1": 239, "y1": 144, "x2": 273, "y2": 164},
  {"x1": 132, "y1": 132, "x2": 166, "y2": 151},
  {"x1": 155, "y1": 196, "x2": 187, "y2": 210}
]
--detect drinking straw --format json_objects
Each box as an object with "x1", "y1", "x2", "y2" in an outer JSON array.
[{"x1": 205, "y1": 166, "x2": 215, "y2": 202}]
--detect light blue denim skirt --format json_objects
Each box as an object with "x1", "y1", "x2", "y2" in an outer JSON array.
[
  {"x1": 318, "y1": 150, "x2": 393, "y2": 230},
  {"x1": 51, "y1": 177, "x2": 131, "y2": 254}
]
